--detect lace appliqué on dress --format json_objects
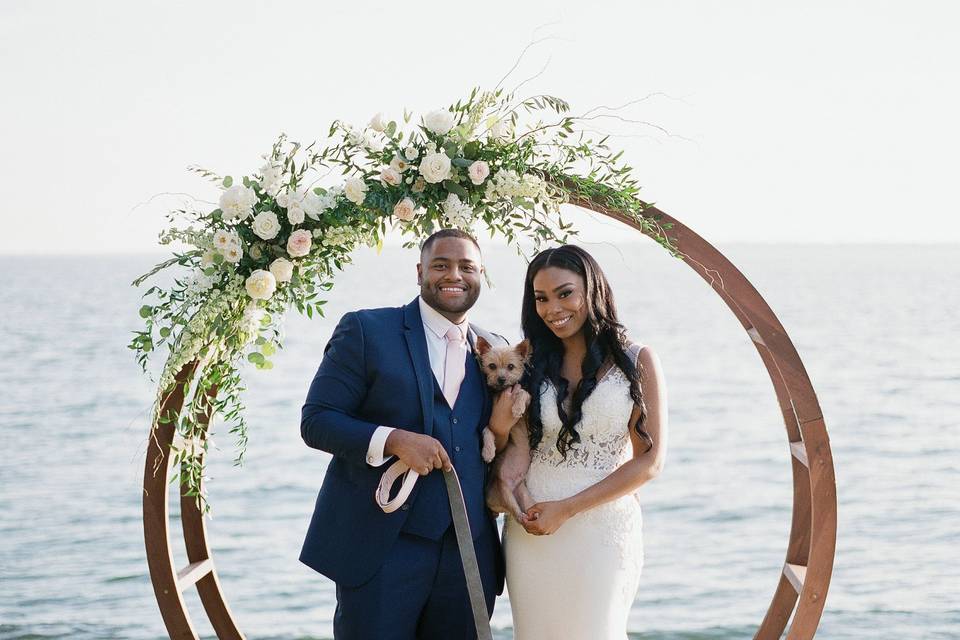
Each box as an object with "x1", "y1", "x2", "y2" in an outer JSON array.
[{"x1": 526, "y1": 367, "x2": 644, "y2": 572}]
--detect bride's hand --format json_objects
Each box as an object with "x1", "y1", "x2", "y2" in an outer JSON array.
[{"x1": 521, "y1": 500, "x2": 572, "y2": 535}]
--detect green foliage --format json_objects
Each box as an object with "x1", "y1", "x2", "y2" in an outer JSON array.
[{"x1": 131, "y1": 83, "x2": 683, "y2": 514}]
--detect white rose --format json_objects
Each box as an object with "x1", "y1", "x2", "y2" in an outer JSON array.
[
  {"x1": 287, "y1": 204, "x2": 305, "y2": 225},
  {"x1": 344, "y1": 177, "x2": 369, "y2": 205},
  {"x1": 269, "y1": 257, "x2": 294, "y2": 283},
  {"x1": 418, "y1": 151, "x2": 452, "y2": 184},
  {"x1": 393, "y1": 197, "x2": 417, "y2": 221},
  {"x1": 380, "y1": 166, "x2": 402, "y2": 187},
  {"x1": 244, "y1": 270, "x2": 276, "y2": 300},
  {"x1": 368, "y1": 112, "x2": 386, "y2": 132},
  {"x1": 404, "y1": 145, "x2": 419, "y2": 160},
  {"x1": 424, "y1": 109, "x2": 455, "y2": 135},
  {"x1": 251, "y1": 210, "x2": 281, "y2": 240},
  {"x1": 219, "y1": 184, "x2": 257, "y2": 223},
  {"x1": 275, "y1": 190, "x2": 291, "y2": 208},
  {"x1": 468, "y1": 160, "x2": 490, "y2": 185}
]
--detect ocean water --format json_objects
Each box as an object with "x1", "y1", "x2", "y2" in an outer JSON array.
[{"x1": 0, "y1": 243, "x2": 957, "y2": 639}]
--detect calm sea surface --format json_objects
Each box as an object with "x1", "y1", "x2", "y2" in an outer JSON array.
[{"x1": 0, "y1": 243, "x2": 957, "y2": 639}]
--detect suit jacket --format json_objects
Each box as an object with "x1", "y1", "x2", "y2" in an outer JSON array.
[{"x1": 299, "y1": 296, "x2": 508, "y2": 589}]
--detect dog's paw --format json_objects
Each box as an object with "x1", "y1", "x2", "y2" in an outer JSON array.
[
  {"x1": 481, "y1": 428, "x2": 496, "y2": 463},
  {"x1": 511, "y1": 388, "x2": 531, "y2": 418}
]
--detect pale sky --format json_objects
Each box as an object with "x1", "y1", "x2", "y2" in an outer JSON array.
[{"x1": 2, "y1": 1, "x2": 958, "y2": 254}]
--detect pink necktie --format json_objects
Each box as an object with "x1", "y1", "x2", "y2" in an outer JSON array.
[{"x1": 442, "y1": 325, "x2": 467, "y2": 408}]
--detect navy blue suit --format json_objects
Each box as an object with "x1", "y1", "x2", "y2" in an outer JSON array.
[{"x1": 300, "y1": 297, "x2": 506, "y2": 639}]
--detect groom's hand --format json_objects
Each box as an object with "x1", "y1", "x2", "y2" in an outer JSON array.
[{"x1": 384, "y1": 430, "x2": 452, "y2": 475}]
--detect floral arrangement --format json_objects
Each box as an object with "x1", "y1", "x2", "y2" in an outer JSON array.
[{"x1": 130, "y1": 86, "x2": 678, "y2": 510}]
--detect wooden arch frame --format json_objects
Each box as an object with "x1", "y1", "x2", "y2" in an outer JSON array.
[{"x1": 143, "y1": 201, "x2": 837, "y2": 639}]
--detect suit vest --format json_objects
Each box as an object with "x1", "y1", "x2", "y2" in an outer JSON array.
[{"x1": 400, "y1": 349, "x2": 488, "y2": 540}]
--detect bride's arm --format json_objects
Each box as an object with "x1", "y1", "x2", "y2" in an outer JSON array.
[{"x1": 524, "y1": 345, "x2": 668, "y2": 534}]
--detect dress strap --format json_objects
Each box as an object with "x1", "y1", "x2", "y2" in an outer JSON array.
[{"x1": 625, "y1": 341, "x2": 645, "y2": 367}]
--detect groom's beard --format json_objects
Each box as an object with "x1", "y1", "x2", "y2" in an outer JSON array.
[{"x1": 420, "y1": 282, "x2": 480, "y2": 316}]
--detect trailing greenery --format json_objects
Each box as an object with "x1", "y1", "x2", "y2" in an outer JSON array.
[{"x1": 130, "y1": 85, "x2": 680, "y2": 512}]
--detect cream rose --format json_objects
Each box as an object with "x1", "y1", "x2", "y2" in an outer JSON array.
[
  {"x1": 251, "y1": 210, "x2": 281, "y2": 240},
  {"x1": 269, "y1": 257, "x2": 294, "y2": 283},
  {"x1": 380, "y1": 166, "x2": 402, "y2": 187},
  {"x1": 424, "y1": 109, "x2": 455, "y2": 135},
  {"x1": 344, "y1": 177, "x2": 368, "y2": 205},
  {"x1": 468, "y1": 160, "x2": 490, "y2": 185},
  {"x1": 418, "y1": 151, "x2": 452, "y2": 184},
  {"x1": 287, "y1": 229, "x2": 312, "y2": 257},
  {"x1": 393, "y1": 197, "x2": 417, "y2": 221},
  {"x1": 245, "y1": 270, "x2": 276, "y2": 300},
  {"x1": 404, "y1": 145, "x2": 419, "y2": 160}
]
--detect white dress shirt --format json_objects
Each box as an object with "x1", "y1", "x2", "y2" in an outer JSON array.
[{"x1": 365, "y1": 296, "x2": 472, "y2": 466}]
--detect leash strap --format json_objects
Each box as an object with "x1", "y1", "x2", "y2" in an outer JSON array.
[{"x1": 374, "y1": 462, "x2": 493, "y2": 640}]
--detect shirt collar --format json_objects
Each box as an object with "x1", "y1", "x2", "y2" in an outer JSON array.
[{"x1": 418, "y1": 296, "x2": 470, "y2": 344}]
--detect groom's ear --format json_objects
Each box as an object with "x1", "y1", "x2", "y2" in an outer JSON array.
[
  {"x1": 476, "y1": 336, "x2": 492, "y2": 356},
  {"x1": 416, "y1": 262, "x2": 422, "y2": 285}
]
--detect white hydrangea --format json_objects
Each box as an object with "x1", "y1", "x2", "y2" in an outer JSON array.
[
  {"x1": 442, "y1": 192, "x2": 475, "y2": 230},
  {"x1": 484, "y1": 169, "x2": 546, "y2": 200},
  {"x1": 219, "y1": 184, "x2": 258, "y2": 223}
]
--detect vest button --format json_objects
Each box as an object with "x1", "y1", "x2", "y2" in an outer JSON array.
[
  {"x1": 455, "y1": 446, "x2": 461, "y2": 452},
  {"x1": 452, "y1": 417, "x2": 458, "y2": 424}
]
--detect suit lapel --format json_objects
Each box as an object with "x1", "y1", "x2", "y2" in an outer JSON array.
[{"x1": 403, "y1": 298, "x2": 435, "y2": 437}]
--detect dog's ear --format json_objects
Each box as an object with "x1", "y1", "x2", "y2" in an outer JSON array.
[
  {"x1": 476, "y1": 336, "x2": 492, "y2": 356},
  {"x1": 516, "y1": 339, "x2": 531, "y2": 360}
]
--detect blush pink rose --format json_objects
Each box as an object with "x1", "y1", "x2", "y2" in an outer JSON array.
[
  {"x1": 287, "y1": 229, "x2": 312, "y2": 257},
  {"x1": 468, "y1": 160, "x2": 490, "y2": 185}
]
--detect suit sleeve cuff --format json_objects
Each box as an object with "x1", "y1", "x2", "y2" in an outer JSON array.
[{"x1": 366, "y1": 426, "x2": 395, "y2": 467}]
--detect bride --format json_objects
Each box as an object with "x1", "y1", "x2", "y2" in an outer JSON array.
[{"x1": 492, "y1": 244, "x2": 668, "y2": 639}]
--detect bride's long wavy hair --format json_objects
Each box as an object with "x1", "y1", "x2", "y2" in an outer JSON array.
[{"x1": 521, "y1": 245, "x2": 653, "y2": 458}]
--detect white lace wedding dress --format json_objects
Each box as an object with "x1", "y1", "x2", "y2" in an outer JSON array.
[{"x1": 504, "y1": 351, "x2": 645, "y2": 640}]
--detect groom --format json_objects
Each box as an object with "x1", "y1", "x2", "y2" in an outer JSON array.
[{"x1": 300, "y1": 229, "x2": 512, "y2": 639}]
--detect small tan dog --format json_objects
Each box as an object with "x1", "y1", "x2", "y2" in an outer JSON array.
[
  {"x1": 475, "y1": 336, "x2": 532, "y2": 461},
  {"x1": 475, "y1": 336, "x2": 537, "y2": 520}
]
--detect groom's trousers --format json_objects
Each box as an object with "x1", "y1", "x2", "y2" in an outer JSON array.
[{"x1": 332, "y1": 522, "x2": 498, "y2": 640}]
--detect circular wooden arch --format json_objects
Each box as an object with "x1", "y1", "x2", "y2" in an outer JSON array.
[{"x1": 143, "y1": 201, "x2": 837, "y2": 638}]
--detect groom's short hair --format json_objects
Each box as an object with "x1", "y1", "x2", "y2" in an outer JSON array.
[{"x1": 419, "y1": 229, "x2": 481, "y2": 257}]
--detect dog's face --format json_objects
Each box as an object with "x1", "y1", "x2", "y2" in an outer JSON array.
[{"x1": 475, "y1": 337, "x2": 532, "y2": 390}]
